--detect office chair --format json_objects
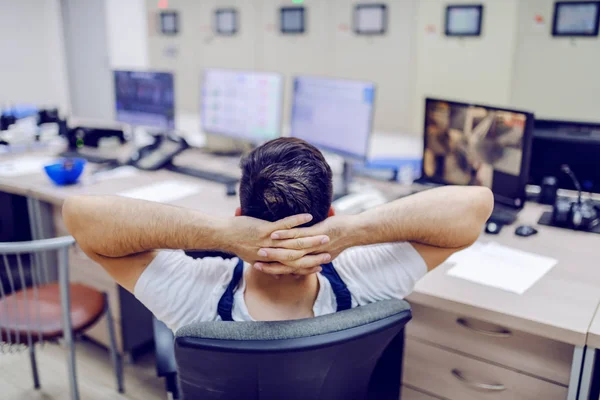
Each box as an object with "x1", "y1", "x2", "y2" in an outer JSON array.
[
  {"x1": 153, "y1": 316, "x2": 179, "y2": 399},
  {"x1": 174, "y1": 299, "x2": 412, "y2": 400},
  {"x1": 0, "y1": 236, "x2": 123, "y2": 400}
]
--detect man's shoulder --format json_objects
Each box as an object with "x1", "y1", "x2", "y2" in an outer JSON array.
[
  {"x1": 334, "y1": 242, "x2": 411, "y2": 264},
  {"x1": 141, "y1": 250, "x2": 240, "y2": 288}
]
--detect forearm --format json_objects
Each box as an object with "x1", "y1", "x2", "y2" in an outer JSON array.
[
  {"x1": 346, "y1": 186, "x2": 493, "y2": 249},
  {"x1": 63, "y1": 196, "x2": 229, "y2": 258}
]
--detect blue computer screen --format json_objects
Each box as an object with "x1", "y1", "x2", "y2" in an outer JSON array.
[
  {"x1": 291, "y1": 76, "x2": 375, "y2": 160},
  {"x1": 114, "y1": 70, "x2": 175, "y2": 129}
]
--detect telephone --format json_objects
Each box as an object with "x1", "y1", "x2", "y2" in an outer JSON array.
[
  {"x1": 128, "y1": 132, "x2": 189, "y2": 171},
  {"x1": 333, "y1": 189, "x2": 387, "y2": 215}
]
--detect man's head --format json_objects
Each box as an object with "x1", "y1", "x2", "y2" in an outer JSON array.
[{"x1": 238, "y1": 138, "x2": 333, "y2": 227}]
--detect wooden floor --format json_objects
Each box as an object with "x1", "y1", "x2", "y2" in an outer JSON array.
[{"x1": 0, "y1": 341, "x2": 165, "y2": 400}]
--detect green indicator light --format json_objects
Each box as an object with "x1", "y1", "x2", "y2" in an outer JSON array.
[{"x1": 292, "y1": 0, "x2": 304, "y2": 4}]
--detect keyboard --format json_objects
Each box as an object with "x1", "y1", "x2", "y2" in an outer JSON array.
[
  {"x1": 165, "y1": 164, "x2": 239, "y2": 185},
  {"x1": 488, "y1": 203, "x2": 520, "y2": 225},
  {"x1": 59, "y1": 150, "x2": 119, "y2": 165}
]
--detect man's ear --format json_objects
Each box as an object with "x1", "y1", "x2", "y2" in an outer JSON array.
[
  {"x1": 328, "y1": 207, "x2": 335, "y2": 217},
  {"x1": 235, "y1": 207, "x2": 242, "y2": 217}
]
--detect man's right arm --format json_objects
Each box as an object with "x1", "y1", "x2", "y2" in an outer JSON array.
[
  {"x1": 262, "y1": 186, "x2": 494, "y2": 272},
  {"x1": 63, "y1": 196, "x2": 330, "y2": 291}
]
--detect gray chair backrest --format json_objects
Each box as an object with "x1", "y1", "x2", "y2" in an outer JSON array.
[
  {"x1": 0, "y1": 236, "x2": 75, "y2": 353},
  {"x1": 175, "y1": 299, "x2": 412, "y2": 400}
]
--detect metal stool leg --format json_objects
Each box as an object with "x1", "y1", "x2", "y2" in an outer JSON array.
[
  {"x1": 58, "y1": 247, "x2": 79, "y2": 400},
  {"x1": 105, "y1": 295, "x2": 124, "y2": 393},
  {"x1": 29, "y1": 345, "x2": 41, "y2": 389}
]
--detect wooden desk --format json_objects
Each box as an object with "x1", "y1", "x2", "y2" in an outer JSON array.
[{"x1": 1, "y1": 148, "x2": 598, "y2": 399}]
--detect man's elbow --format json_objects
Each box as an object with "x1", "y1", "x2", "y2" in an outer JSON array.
[
  {"x1": 62, "y1": 196, "x2": 87, "y2": 237},
  {"x1": 474, "y1": 186, "x2": 494, "y2": 222},
  {"x1": 465, "y1": 186, "x2": 494, "y2": 245}
]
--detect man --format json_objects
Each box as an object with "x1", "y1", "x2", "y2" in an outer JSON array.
[{"x1": 63, "y1": 138, "x2": 493, "y2": 331}]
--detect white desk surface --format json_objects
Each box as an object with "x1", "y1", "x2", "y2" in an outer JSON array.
[{"x1": 1, "y1": 142, "x2": 599, "y2": 347}]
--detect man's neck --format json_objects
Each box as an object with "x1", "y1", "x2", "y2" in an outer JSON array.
[{"x1": 244, "y1": 268, "x2": 319, "y2": 321}]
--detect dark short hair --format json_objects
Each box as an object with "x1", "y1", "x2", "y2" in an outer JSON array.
[{"x1": 239, "y1": 138, "x2": 333, "y2": 226}]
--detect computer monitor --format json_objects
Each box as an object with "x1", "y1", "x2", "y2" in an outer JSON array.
[
  {"x1": 530, "y1": 119, "x2": 600, "y2": 194},
  {"x1": 201, "y1": 69, "x2": 283, "y2": 143},
  {"x1": 290, "y1": 76, "x2": 376, "y2": 161},
  {"x1": 114, "y1": 70, "x2": 175, "y2": 129},
  {"x1": 422, "y1": 98, "x2": 534, "y2": 208}
]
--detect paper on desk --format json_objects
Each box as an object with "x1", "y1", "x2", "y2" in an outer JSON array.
[
  {"x1": 118, "y1": 180, "x2": 202, "y2": 203},
  {"x1": 0, "y1": 157, "x2": 53, "y2": 177},
  {"x1": 446, "y1": 242, "x2": 557, "y2": 294}
]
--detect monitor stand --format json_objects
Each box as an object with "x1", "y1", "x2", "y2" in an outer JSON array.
[{"x1": 333, "y1": 161, "x2": 354, "y2": 201}]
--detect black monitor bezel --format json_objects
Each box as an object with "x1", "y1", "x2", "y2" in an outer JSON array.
[
  {"x1": 552, "y1": 1, "x2": 600, "y2": 37},
  {"x1": 159, "y1": 11, "x2": 179, "y2": 36},
  {"x1": 280, "y1": 6, "x2": 306, "y2": 34},
  {"x1": 353, "y1": 3, "x2": 388, "y2": 35},
  {"x1": 200, "y1": 68, "x2": 284, "y2": 145},
  {"x1": 422, "y1": 97, "x2": 534, "y2": 208},
  {"x1": 445, "y1": 4, "x2": 484, "y2": 37},
  {"x1": 290, "y1": 75, "x2": 376, "y2": 162},
  {"x1": 113, "y1": 69, "x2": 176, "y2": 130},
  {"x1": 214, "y1": 8, "x2": 238, "y2": 36}
]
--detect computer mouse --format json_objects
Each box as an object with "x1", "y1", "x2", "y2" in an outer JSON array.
[
  {"x1": 515, "y1": 225, "x2": 538, "y2": 237},
  {"x1": 485, "y1": 221, "x2": 503, "y2": 235}
]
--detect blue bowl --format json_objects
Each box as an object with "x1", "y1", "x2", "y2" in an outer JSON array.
[{"x1": 44, "y1": 158, "x2": 86, "y2": 185}]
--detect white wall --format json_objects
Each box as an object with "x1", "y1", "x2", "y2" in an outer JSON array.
[
  {"x1": 0, "y1": 0, "x2": 70, "y2": 112},
  {"x1": 328, "y1": 0, "x2": 418, "y2": 133},
  {"x1": 105, "y1": 0, "x2": 600, "y2": 134},
  {"x1": 511, "y1": 0, "x2": 600, "y2": 122},
  {"x1": 412, "y1": 0, "x2": 520, "y2": 133},
  {"x1": 145, "y1": 0, "x2": 419, "y2": 133},
  {"x1": 105, "y1": 0, "x2": 149, "y2": 70}
]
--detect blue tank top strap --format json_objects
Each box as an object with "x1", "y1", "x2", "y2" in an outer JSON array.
[
  {"x1": 319, "y1": 262, "x2": 352, "y2": 312},
  {"x1": 217, "y1": 258, "x2": 245, "y2": 322},
  {"x1": 217, "y1": 259, "x2": 352, "y2": 321}
]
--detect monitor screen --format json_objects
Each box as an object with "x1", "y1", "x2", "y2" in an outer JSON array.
[
  {"x1": 423, "y1": 98, "x2": 533, "y2": 207},
  {"x1": 445, "y1": 5, "x2": 483, "y2": 36},
  {"x1": 201, "y1": 69, "x2": 283, "y2": 143},
  {"x1": 553, "y1": 1, "x2": 600, "y2": 36},
  {"x1": 114, "y1": 70, "x2": 175, "y2": 129},
  {"x1": 290, "y1": 76, "x2": 376, "y2": 160}
]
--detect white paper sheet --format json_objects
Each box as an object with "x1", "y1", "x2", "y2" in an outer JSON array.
[
  {"x1": 446, "y1": 242, "x2": 557, "y2": 294},
  {"x1": 118, "y1": 180, "x2": 202, "y2": 203},
  {"x1": 0, "y1": 157, "x2": 53, "y2": 177}
]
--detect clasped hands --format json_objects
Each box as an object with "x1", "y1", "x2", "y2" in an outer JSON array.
[{"x1": 229, "y1": 213, "x2": 350, "y2": 277}]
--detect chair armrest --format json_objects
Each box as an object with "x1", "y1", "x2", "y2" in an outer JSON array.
[{"x1": 152, "y1": 316, "x2": 177, "y2": 377}]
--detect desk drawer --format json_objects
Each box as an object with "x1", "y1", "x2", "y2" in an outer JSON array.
[
  {"x1": 404, "y1": 339, "x2": 567, "y2": 400},
  {"x1": 406, "y1": 303, "x2": 573, "y2": 385}
]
